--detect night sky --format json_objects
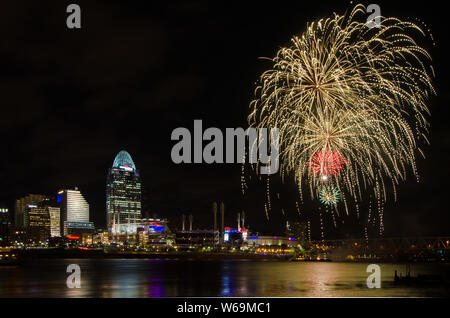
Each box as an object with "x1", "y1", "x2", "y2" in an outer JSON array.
[{"x1": 0, "y1": 0, "x2": 448, "y2": 238}]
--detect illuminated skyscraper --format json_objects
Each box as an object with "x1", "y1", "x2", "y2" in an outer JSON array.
[
  {"x1": 58, "y1": 188, "x2": 94, "y2": 236},
  {"x1": 0, "y1": 206, "x2": 10, "y2": 227},
  {"x1": 15, "y1": 194, "x2": 48, "y2": 228},
  {"x1": 0, "y1": 205, "x2": 10, "y2": 243},
  {"x1": 106, "y1": 150, "x2": 141, "y2": 235},
  {"x1": 25, "y1": 205, "x2": 51, "y2": 242},
  {"x1": 49, "y1": 207, "x2": 60, "y2": 237}
]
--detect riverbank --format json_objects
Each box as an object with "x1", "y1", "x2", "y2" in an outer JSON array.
[
  {"x1": 15, "y1": 248, "x2": 291, "y2": 260},
  {"x1": 12, "y1": 248, "x2": 450, "y2": 263}
]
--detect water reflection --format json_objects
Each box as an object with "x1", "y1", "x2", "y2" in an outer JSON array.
[{"x1": 0, "y1": 259, "x2": 448, "y2": 297}]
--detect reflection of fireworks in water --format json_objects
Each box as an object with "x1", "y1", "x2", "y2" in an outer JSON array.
[
  {"x1": 319, "y1": 187, "x2": 341, "y2": 205},
  {"x1": 244, "y1": 3, "x2": 435, "y2": 234}
]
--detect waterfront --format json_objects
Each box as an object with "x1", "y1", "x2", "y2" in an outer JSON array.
[{"x1": 0, "y1": 259, "x2": 449, "y2": 297}]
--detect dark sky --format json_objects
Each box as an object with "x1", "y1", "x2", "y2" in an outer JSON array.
[{"x1": 0, "y1": 0, "x2": 448, "y2": 238}]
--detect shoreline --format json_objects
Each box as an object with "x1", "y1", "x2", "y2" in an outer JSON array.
[
  {"x1": 11, "y1": 249, "x2": 449, "y2": 264},
  {"x1": 16, "y1": 249, "x2": 287, "y2": 260}
]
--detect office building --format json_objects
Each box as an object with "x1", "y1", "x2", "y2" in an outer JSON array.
[
  {"x1": 25, "y1": 204, "x2": 51, "y2": 242},
  {"x1": 58, "y1": 188, "x2": 94, "y2": 236},
  {"x1": 49, "y1": 207, "x2": 61, "y2": 237},
  {"x1": 0, "y1": 205, "x2": 10, "y2": 244},
  {"x1": 106, "y1": 150, "x2": 142, "y2": 235},
  {"x1": 15, "y1": 194, "x2": 48, "y2": 228}
]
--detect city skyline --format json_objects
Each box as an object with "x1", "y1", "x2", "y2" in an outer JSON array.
[
  {"x1": 0, "y1": 0, "x2": 449, "y2": 239},
  {"x1": 1, "y1": 0, "x2": 449, "y2": 303}
]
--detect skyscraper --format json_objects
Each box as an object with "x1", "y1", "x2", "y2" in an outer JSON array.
[
  {"x1": 21, "y1": 199, "x2": 61, "y2": 241},
  {"x1": 49, "y1": 207, "x2": 60, "y2": 237},
  {"x1": 25, "y1": 205, "x2": 51, "y2": 242},
  {"x1": 0, "y1": 206, "x2": 10, "y2": 227},
  {"x1": 58, "y1": 188, "x2": 94, "y2": 236},
  {"x1": 0, "y1": 205, "x2": 10, "y2": 244},
  {"x1": 106, "y1": 150, "x2": 141, "y2": 235},
  {"x1": 15, "y1": 194, "x2": 48, "y2": 228}
]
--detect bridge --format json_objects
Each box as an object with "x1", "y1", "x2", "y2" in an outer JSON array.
[{"x1": 309, "y1": 237, "x2": 450, "y2": 253}]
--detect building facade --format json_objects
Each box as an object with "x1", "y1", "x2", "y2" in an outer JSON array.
[
  {"x1": 49, "y1": 207, "x2": 61, "y2": 237},
  {"x1": 58, "y1": 188, "x2": 94, "y2": 236},
  {"x1": 15, "y1": 194, "x2": 48, "y2": 228},
  {"x1": 175, "y1": 230, "x2": 215, "y2": 246},
  {"x1": 106, "y1": 150, "x2": 142, "y2": 236},
  {"x1": 25, "y1": 205, "x2": 51, "y2": 242},
  {"x1": 0, "y1": 205, "x2": 10, "y2": 244},
  {"x1": 246, "y1": 235, "x2": 297, "y2": 247},
  {"x1": 136, "y1": 218, "x2": 173, "y2": 246}
]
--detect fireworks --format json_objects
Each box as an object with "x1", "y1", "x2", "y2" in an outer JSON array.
[
  {"x1": 308, "y1": 148, "x2": 348, "y2": 177},
  {"x1": 247, "y1": 4, "x2": 435, "y2": 226},
  {"x1": 319, "y1": 187, "x2": 341, "y2": 205}
]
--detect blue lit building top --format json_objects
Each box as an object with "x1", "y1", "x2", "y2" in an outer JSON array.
[{"x1": 112, "y1": 150, "x2": 136, "y2": 171}]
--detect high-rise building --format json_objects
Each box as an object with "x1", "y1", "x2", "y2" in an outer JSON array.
[
  {"x1": 106, "y1": 150, "x2": 142, "y2": 235},
  {"x1": 24, "y1": 200, "x2": 61, "y2": 242},
  {"x1": 0, "y1": 205, "x2": 10, "y2": 244},
  {"x1": 25, "y1": 205, "x2": 51, "y2": 242},
  {"x1": 49, "y1": 207, "x2": 61, "y2": 237},
  {"x1": 15, "y1": 194, "x2": 48, "y2": 228},
  {"x1": 58, "y1": 188, "x2": 94, "y2": 236},
  {"x1": 286, "y1": 221, "x2": 307, "y2": 246},
  {"x1": 0, "y1": 206, "x2": 10, "y2": 226}
]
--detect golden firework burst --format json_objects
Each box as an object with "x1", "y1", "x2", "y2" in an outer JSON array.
[{"x1": 247, "y1": 4, "x2": 435, "y2": 230}]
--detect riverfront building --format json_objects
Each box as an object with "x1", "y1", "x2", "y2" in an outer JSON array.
[
  {"x1": 246, "y1": 235, "x2": 296, "y2": 247},
  {"x1": 58, "y1": 188, "x2": 94, "y2": 236},
  {"x1": 25, "y1": 205, "x2": 51, "y2": 242},
  {"x1": 106, "y1": 150, "x2": 142, "y2": 236},
  {"x1": 0, "y1": 205, "x2": 10, "y2": 244},
  {"x1": 49, "y1": 207, "x2": 60, "y2": 237},
  {"x1": 136, "y1": 218, "x2": 174, "y2": 245},
  {"x1": 15, "y1": 194, "x2": 49, "y2": 228}
]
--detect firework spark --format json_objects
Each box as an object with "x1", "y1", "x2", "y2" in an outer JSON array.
[
  {"x1": 308, "y1": 148, "x2": 348, "y2": 176},
  {"x1": 319, "y1": 186, "x2": 341, "y2": 205},
  {"x1": 247, "y1": 4, "x2": 435, "y2": 227}
]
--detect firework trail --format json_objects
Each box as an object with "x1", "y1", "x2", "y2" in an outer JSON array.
[{"x1": 246, "y1": 4, "x2": 435, "y2": 231}]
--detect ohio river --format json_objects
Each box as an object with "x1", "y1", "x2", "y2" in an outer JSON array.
[{"x1": 0, "y1": 259, "x2": 449, "y2": 297}]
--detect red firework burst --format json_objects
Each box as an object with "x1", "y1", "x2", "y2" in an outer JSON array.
[{"x1": 308, "y1": 149, "x2": 348, "y2": 176}]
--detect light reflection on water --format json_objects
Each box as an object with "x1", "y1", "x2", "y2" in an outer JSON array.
[{"x1": 0, "y1": 259, "x2": 448, "y2": 297}]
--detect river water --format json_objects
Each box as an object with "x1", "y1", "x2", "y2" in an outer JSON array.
[{"x1": 0, "y1": 259, "x2": 449, "y2": 297}]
